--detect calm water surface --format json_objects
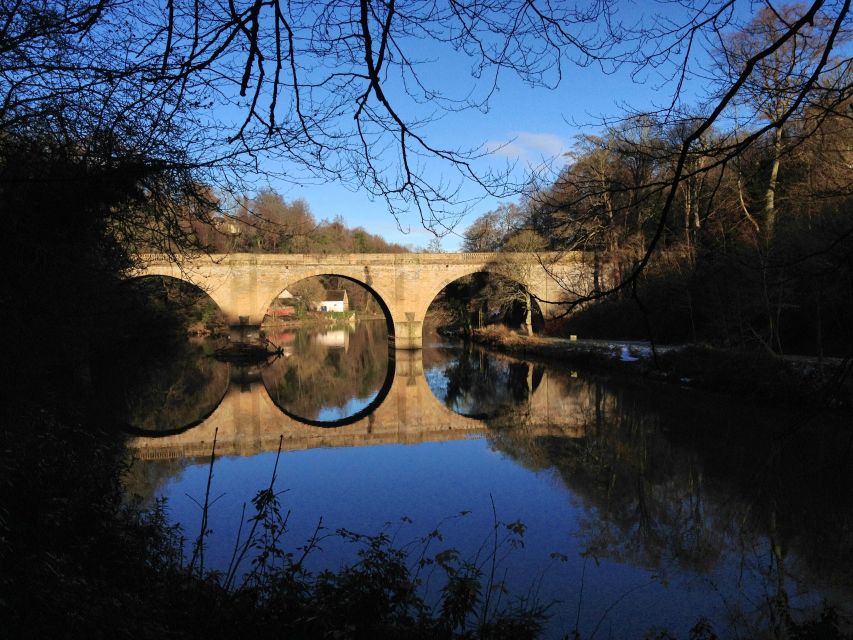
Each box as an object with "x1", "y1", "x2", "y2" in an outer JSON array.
[{"x1": 121, "y1": 321, "x2": 853, "y2": 638}]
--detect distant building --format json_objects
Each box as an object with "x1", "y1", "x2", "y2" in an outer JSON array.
[
  {"x1": 267, "y1": 289, "x2": 298, "y2": 318},
  {"x1": 318, "y1": 289, "x2": 348, "y2": 313},
  {"x1": 267, "y1": 306, "x2": 297, "y2": 318}
]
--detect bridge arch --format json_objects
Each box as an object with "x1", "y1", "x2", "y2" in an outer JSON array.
[
  {"x1": 101, "y1": 275, "x2": 232, "y2": 437},
  {"x1": 422, "y1": 266, "x2": 549, "y2": 309},
  {"x1": 261, "y1": 272, "x2": 395, "y2": 339},
  {"x1": 134, "y1": 262, "x2": 235, "y2": 323},
  {"x1": 421, "y1": 269, "x2": 546, "y2": 332},
  {"x1": 123, "y1": 273, "x2": 227, "y2": 327},
  {"x1": 136, "y1": 253, "x2": 590, "y2": 349}
]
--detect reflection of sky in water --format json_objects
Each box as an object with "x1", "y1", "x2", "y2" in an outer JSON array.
[
  {"x1": 424, "y1": 356, "x2": 524, "y2": 416},
  {"x1": 425, "y1": 364, "x2": 476, "y2": 413},
  {"x1": 151, "y1": 437, "x2": 799, "y2": 640},
  {"x1": 423, "y1": 367, "x2": 448, "y2": 400},
  {"x1": 316, "y1": 391, "x2": 378, "y2": 421}
]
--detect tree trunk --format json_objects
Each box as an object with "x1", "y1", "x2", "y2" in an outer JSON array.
[
  {"x1": 764, "y1": 126, "x2": 783, "y2": 244},
  {"x1": 593, "y1": 252, "x2": 601, "y2": 292},
  {"x1": 816, "y1": 288, "x2": 824, "y2": 377}
]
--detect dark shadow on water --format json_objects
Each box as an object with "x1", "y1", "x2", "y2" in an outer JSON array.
[{"x1": 97, "y1": 338, "x2": 231, "y2": 436}]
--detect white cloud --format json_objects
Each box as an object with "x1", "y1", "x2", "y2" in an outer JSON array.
[{"x1": 485, "y1": 131, "x2": 565, "y2": 160}]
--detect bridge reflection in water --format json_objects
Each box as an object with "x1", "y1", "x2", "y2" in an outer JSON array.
[
  {"x1": 123, "y1": 342, "x2": 853, "y2": 639},
  {"x1": 126, "y1": 350, "x2": 588, "y2": 460}
]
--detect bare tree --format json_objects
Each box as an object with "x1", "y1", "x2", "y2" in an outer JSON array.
[
  {"x1": 288, "y1": 277, "x2": 326, "y2": 313},
  {"x1": 0, "y1": 0, "x2": 623, "y2": 240},
  {"x1": 489, "y1": 229, "x2": 548, "y2": 333},
  {"x1": 462, "y1": 203, "x2": 526, "y2": 252},
  {"x1": 2, "y1": 1, "x2": 850, "y2": 293},
  {"x1": 715, "y1": 4, "x2": 843, "y2": 244},
  {"x1": 521, "y1": 2, "x2": 851, "y2": 314}
]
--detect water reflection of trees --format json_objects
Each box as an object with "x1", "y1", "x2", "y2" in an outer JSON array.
[
  {"x1": 428, "y1": 342, "x2": 543, "y2": 418},
  {"x1": 99, "y1": 339, "x2": 230, "y2": 433},
  {"x1": 123, "y1": 457, "x2": 190, "y2": 507},
  {"x1": 262, "y1": 320, "x2": 389, "y2": 421},
  {"x1": 487, "y1": 373, "x2": 853, "y2": 628}
]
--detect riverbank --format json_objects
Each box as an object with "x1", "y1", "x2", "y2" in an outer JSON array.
[
  {"x1": 262, "y1": 313, "x2": 359, "y2": 330},
  {"x1": 471, "y1": 326, "x2": 852, "y2": 410}
]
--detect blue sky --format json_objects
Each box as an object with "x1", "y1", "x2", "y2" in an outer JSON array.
[
  {"x1": 261, "y1": 63, "x2": 658, "y2": 251},
  {"x1": 248, "y1": 2, "x2": 716, "y2": 251}
]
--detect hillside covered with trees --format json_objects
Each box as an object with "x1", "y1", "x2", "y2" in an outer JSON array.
[
  {"x1": 458, "y1": 7, "x2": 853, "y2": 358},
  {"x1": 191, "y1": 189, "x2": 410, "y2": 254}
]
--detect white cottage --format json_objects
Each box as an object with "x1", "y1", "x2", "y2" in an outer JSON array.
[{"x1": 317, "y1": 289, "x2": 348, "y2": 313}]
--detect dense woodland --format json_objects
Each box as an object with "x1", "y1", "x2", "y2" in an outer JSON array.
[
  {"x1": 457, "y1": 9, "x2": 853, "y2": 356},
  {"x1": 191, "y1": 189, "x2": 410, "y2": 254}
]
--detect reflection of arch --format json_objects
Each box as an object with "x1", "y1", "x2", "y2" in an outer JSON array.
[
  {"x1": 263, "y1": 350, "x2": 396, "y2": 428},
  {"x1": 264, "y1": 272, "x2": 395, "y2": 339},
  {"x1": 128, "y1": 350, "x2": 488, "y2": 458},
  {"x1": 111, "y1": 345, "x2": 231, "y2": 438},
  {"x1": 119, "y1": 379, "x2": 230, "y2": 438},
  {"x1": 126, "y1": 351, "x2": 589, "y2": 461},
  {"x1": 423, "y1": 342, "x2": 545, "y2": 419}
]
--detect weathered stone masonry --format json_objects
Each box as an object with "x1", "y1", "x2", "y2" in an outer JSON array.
[{"x1": 138, "y1": 252, "x2": 592, "y2": 349}]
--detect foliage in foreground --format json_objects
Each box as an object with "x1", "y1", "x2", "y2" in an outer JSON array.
[
  {"x1": 0, "y1": 404, "x2": 548, "y2": 639},
  {"x1": 142, "y1": 438, "x2": 549, "y2": 640}
]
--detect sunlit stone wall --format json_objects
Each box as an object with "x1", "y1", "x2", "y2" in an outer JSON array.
[{"x1": 137, "y1": 252, "x2": 594, "y2": 349}]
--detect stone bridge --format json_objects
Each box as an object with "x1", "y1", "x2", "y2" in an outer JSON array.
[
  {"x1": 137, "y1": 252, "x2": 592, "y2": 349},
  {"x1": 127, "y1": 351, "x2": 594, "y2": 461}
]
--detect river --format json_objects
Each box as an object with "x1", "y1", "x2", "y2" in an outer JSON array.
[{"x1": 118, "y1": 320, "x2": 853, "y2": 639}]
